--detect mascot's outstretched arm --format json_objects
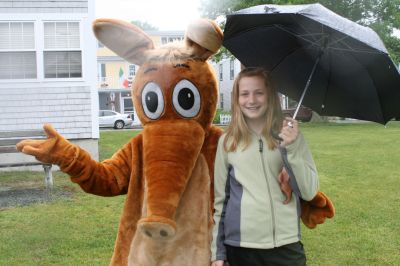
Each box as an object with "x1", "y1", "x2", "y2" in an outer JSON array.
[{"x1": 16, "y1": 123, "x2": 140, "y2": 196}]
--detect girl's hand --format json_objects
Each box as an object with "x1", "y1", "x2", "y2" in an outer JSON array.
[{"x1": 279, "y1": 118, "x2": 299, "y2": 147}]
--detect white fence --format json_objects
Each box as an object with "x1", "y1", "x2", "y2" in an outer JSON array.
[{"x1": 219, "y1": 114, "x2": 232, "y2": 125}]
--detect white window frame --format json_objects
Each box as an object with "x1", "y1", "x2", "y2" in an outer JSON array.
[
  {"x1": 42, "y1": 21, "x2": 83, "y2": 80},
  {"x1": 161, "y1": 36, "x2": 183, "y2": 45},
  {"x1": 0, "y1": 18, "x2": 83, "y2": 83}
]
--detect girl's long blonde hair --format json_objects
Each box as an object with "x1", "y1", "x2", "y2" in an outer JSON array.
[{"x1": 224, "y1": 67, "x2": 283, "y2": 152}]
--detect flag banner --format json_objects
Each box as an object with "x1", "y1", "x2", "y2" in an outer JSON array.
[{"x1": 119, "y1": 66, "x2": 129, "y2": 88}]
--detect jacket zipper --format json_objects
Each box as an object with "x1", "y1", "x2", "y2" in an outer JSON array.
[{"x1": 259, "y1": 138, "x2": 277, "y2": 246}]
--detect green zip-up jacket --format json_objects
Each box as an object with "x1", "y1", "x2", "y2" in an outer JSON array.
[{"x1": 211, "y1": 132, "x2": 319, "y2": 261}]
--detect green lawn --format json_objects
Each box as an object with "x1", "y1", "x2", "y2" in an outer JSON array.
[{"x1": 1, "y1": 123, "x2": 400, "y2": 265}]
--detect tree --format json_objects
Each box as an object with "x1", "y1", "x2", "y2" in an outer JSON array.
[
  {"x1": 130, "y1": 20, "x2": 158, "y2": 31},
  {"x1": 200, "y1": 0, "x2": 400, "y2": 64}
]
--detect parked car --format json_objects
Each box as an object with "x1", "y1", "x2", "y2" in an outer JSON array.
[
  {"x1": 99, "y1": 110, "x2": 133, "y2": 129},
  {"x1": 282, "y1": 106, "x2": 313, "y2": 122}
]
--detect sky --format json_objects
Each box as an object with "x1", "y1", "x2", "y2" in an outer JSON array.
[{"x1": 95, "y1": 0, "x2": 203, "y2": 31}]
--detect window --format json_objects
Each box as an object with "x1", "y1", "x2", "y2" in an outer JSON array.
[
  {"x1": 219, "y1": 64, "x2": 223, "y2": 81},
  {"x1": 103, "y1": 110, "x2": 116, "y2": 116},
  {"x1": 100, "y1": 64, "x2": 106, "y2": 78},
  {"x1": 123, "y1": 98, "x2": 134, "y2": 112},
  {"x1": 43, "y1": 22, "x2": 82, "y2": 78},
  {"x1": 230, "y1": 59, "x2": 235, "y2": 80},
  {"x1": 161, "y1": 36, "x2": 183, "y2": 44},
  {"x1": 0, "y1": 22, "x2": 36, "y2": 79},
  {"x1": 128, "y1": 64, "x2": 136, "y2": 76},
  {"x1": 44, "y1": 51, "x2": 82, "y2": 78},
  {"x1": 220, "y1": 93, "x2": 224, "y2": 109}
]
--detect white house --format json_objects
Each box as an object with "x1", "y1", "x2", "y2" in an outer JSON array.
[
  {"x1": 212, "y1": 58, "x2": 241, "y2": 112},
  {"x1": 0, "y1": 0, "x2": 99, "y2": 166},
  {"x1": 213, "y1": 57, "x2": 293, "y2": 113}
]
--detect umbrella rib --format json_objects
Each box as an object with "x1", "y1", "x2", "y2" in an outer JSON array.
[
  {"x1": 289, "y1": 14, "x2": 319, "y2": 43},
  {"x1": 275, "y1": 24, "x2": 382, "y2": 54},
  {"x1": 270, "y1": 46, "x2": 302, "y2": 72},
  {"x1": 327, "y1": 35, "x2": 353, "y2": 49},
  {"x1": 274, "y1": 24, "x2": 326, "y2": 49},
  {"x1": 343, "y1": 50, "x2": 385, "y2": 122},
  {"x1": 330, "y1": 35, "x2": 365, "y2": 53},
  {"x1": 320, "y1": 50, "x2": 332, "y2": 113},
  {"x1": 328, "y1": 47, "x2": 384, "y2": 54},
  {"x1": 362, "y1": 65, "x2": 386, "y2": 123}
]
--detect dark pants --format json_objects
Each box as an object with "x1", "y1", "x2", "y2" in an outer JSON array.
[{"x1": 226, "y1": 242, "x2": 306, "y2": 266}]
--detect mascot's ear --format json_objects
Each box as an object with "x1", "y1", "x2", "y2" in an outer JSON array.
[
  {"x1": 185, "y1": 19, "x2": 223, "y2": 61},
  {"x1": 93, "y1": 18, "x2": 154, "y2": 65}
]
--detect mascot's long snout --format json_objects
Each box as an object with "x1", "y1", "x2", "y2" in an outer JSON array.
[{"x1": 137, "y1": 120, "x2": 205, "y2": 239}]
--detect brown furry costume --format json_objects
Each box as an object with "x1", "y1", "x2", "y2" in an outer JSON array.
[{"x1": 17, "y1": 19, "x2": 334, "y2": 265}]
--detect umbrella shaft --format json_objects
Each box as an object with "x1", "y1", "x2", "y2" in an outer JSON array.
[{"x1": 293, "y1": 52, "x2": 323, "y2": 120}]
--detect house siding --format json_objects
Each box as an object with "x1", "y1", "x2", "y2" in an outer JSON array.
[
  {"x1": 0, "y1": 0, "x2": 99, "y2": 165},
  {"x1": 0, "y1": 86, "x2": 92, "y2": 138},
  {"x1": 0, "y1": 0, "x2": 88, "y2": 13},
  {"x1": 213, "y1": 58, "x2": 241, "y2": 112}
]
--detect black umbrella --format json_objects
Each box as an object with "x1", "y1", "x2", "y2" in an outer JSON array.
[{"x1": 223, "y1": 3, "x2": 400, "y2": 124}]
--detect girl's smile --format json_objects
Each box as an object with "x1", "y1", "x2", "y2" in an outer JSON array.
[{"x1": 238, "y1": 76, "x2": 268, "y2": 123}]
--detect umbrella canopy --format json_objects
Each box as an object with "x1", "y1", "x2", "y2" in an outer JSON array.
[{"x1": 223, "y1": 3, "x2": 400, "y2": 124}]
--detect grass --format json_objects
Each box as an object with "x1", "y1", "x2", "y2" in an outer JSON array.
[
  {"x1": 1, "y1": 123, "x2": 400, "y2": 265},
  {"x1": 300, "y1": 122, "x2": 400, "y2": 265}
]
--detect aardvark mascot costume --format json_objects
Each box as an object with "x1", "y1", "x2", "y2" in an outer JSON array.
[{"x1": 17, "y1": 18, "x2": 334, "y2": 265}]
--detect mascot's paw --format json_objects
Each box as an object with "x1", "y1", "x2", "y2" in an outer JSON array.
[
  {"x1": 16, "y1": 124, "x2": 76, "y2": 167},
  {"x1": 16, "y1": 124, "x2": 62, "y2": 164},
  {"x1": 301, "y1": 191, "x2": 335, "y2": 229}
]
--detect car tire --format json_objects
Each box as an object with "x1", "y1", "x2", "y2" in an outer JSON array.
[{"x1": 114, "y1": 120, "x2": 125, "y2": 129}]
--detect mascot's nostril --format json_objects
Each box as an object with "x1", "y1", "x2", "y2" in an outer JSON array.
[{"x1": 138, "y1": 217, "x2": 177, "y2": 240}]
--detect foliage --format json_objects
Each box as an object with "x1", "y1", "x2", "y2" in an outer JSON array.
[
  {"x1": 130, "y1": 20, "x2": 158, "y2": 31},
  {"x1": 200, "y1": 0, "x2": 400, "y2": 64}
]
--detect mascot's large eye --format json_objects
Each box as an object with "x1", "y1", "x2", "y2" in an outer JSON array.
[
  {"x1": 172, "y1": 79, "x2": 201, "y2": 118},
  {"x1": 141, "y1": 82, "x2": 164, "y2": 120}
]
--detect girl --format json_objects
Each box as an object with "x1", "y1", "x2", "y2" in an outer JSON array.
[{"x1": 211, "y1": 67, "x2": 319, "y2": 266}]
